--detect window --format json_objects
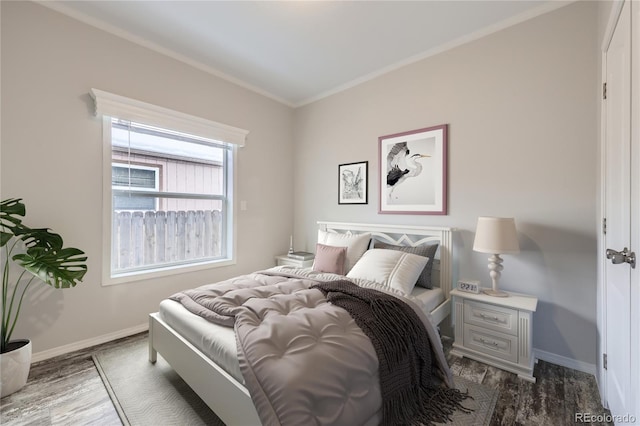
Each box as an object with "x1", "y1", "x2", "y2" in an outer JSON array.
[
  {"x1": 91, "y1": 89, "x2": 248, "y2": 284},
  {"x1": 112, "y1": 163, "x2": 159, "y2": 211},
  {"x1": 108, "y1": 119, "x2": 232, "y2": 278}
]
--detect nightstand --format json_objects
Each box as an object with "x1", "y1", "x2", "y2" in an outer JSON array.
[
  {"x1": 275, "y1": 254, "x2": 314, "y2": 268},
  {"x1": 450, "y1": 288, "x2": 538, "y2": 382}
]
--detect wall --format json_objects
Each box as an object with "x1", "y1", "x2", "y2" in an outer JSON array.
[
  {"x1": 293, "y1": 1, "x2": 599, "y2": 366},
  {"x1": 1, "y1": 2, "x2": 294, "y2": 356}
]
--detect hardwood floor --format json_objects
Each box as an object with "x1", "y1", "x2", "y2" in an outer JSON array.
[
  {"x1": 0, "y1": 335, "x2": 132, "y2": 426},
  {"x1": 441, "y1": 338, "x2": 612, "y2": 426},
  {"x1": 1, "y1": 332, "x2": 611, "y2": 425}
]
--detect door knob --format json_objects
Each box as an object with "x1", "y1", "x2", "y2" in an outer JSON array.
[{"x1": 606, "y1": 247, "x2": 636, "y2": 268}]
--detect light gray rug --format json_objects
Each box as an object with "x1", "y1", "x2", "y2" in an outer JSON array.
[
  {"x1": 93, "y1": 337, "x2": 223, "y2": 426},
  {"x1": 93, "y1": 337, "x2": 498, "y2": 426}
]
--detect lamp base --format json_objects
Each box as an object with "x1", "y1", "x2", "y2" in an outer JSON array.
[{"x1": 482, "y1": 289, "x2": 509, "y2": 297}]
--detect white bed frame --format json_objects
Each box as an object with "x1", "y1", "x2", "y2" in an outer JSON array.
[{"x1": 148, "y1": 222, "x2": 454, "y2": 425}]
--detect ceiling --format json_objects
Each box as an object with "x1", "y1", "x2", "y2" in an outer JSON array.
[{"x1": 44, "y1": 1, "x2": 570, "y2": 107}]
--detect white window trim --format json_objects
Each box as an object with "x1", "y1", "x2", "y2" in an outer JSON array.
[
  {"x1": 93, "y1": 89, "x2": 245, "y2": 286},
  {"x1": 90, "y1": 88, "x2": 249, "y2": 147}
]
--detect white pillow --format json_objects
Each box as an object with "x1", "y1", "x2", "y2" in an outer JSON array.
[
  {"x1": 346, "y1": 249, "x2": 428, "y2": 296},
  {"x1": 317, "y1": 230, "x2": 371, "y2": 273}
]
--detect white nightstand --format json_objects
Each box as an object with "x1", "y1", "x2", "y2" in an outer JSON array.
[
  {"x1": 450, "y1": 288, "x2": 538, "y2": 382},
  {"x1": 275, "y1": 254, "x2": 314, "y2": 268}
]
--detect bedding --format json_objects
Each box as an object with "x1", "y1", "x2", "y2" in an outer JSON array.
[
  {"x1": 311, "y1": 243, "x2": 347, "y2": 274},
  {"x1": 312, "y1": 280, "x2": 469, "y2": 425},
  {"x1": 158, "y1": 268, "x2": 445, "y2": 386},
  {"x1": 168, "y1": 268, "x2": 462, "y2": 425},
  {"x1": 249, "y1": 265, "x2": 445, "y2": 318},
  {"x1": 373, "y1": 241, "x2": 439, "y2": 289},
  {"x1": 346, "y1": 248, "x2": 428, "y2": 296},
  {"x1": 159, "y1": 298, "x2": 243, "y2": 383},
  {"x1": 158, "y1": 277, "x2": 444, "y2": 374},
  {"x1": 412, "y1": 286, "x2": 445, "y2": 314},
  {"x1": 317, "y1": 229, "x2": 370, "y2": 272}
]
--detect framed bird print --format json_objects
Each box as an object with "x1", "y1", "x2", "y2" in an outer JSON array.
[
  {"x1": 339, "y1": 161, "x2": 368, "y2": 204},
  {"x1": 378, "y1": 124, "x2": 448, "y2": 215}
]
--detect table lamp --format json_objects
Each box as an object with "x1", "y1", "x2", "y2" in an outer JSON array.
[{"x1": 473, "y1": 217, "x2": 520, "y2": 297}]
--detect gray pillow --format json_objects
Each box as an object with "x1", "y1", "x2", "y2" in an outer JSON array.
[{"x1": 372, "y1": 241, "x2": 438, "y2": 289}]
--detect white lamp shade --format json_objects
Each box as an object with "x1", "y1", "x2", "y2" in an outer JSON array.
[{"x1": 473, "y1": 217, "x2": 520, "y2": 254}]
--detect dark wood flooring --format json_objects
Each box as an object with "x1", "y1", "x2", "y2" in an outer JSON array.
[
  {"x1": 441, "y1": 338, "x2": 612, "y2": 426},
  {"x1": 1, "y1": 332, "x2": 611, "y2": 425}
]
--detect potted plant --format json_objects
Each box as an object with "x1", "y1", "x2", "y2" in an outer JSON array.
[{"x1": 1, "y1": 198, "x2": 87, "y2": 397}]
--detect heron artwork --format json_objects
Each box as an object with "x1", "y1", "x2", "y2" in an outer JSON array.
[{"x1": 386, "y1": 142, "x2": 430, "y2": 200}]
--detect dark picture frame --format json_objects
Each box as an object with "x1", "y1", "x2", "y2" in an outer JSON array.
[
  {"x1": 378, "y1": 124, "x2": 448, "y2": 215},
  {"x1": 338, "y1": 161, "x2": 368, "y2": 204}
]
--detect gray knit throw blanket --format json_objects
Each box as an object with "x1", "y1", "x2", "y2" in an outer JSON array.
[{"x1": 312, "y1": 280, "x2": 471, "y2": 426}]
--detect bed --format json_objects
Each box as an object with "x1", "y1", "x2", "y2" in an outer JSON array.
[{"x1": 148, "y1": 221, "x2": 455, "y2": 425}]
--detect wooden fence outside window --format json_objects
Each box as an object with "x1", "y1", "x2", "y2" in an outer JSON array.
[{"x1": 112, "y1": 210, "x2": 222, "y2": 272}]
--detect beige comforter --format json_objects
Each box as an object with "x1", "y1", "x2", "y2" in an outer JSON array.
[{"x1": 170, "y1": 268, "x2": 453, "y2": 426}]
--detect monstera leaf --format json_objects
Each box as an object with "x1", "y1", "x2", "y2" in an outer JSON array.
[
  {"x1": 13, "y1": 247, "x2": 87, "y2": 289},
  {"x1": 0, "y1": 198, "x2": 25, "y2": 247},
  {"x1": 15, "y1": 227, "x2": 64, "y2": 252}
]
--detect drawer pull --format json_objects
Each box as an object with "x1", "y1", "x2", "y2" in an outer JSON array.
[
  {"x1": 479, "y1": 313, "x2": 500, "y2": 321},
  {"x1": 479, "y1": 338, "x2": 499, "y2": 347}
]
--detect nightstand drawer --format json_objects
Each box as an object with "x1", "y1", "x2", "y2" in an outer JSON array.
[
  {"x1": 464, "y1": 300, "x2": 518, "y2": 336},
  {"x1": 463, "y1": 324, "x2": 518, "y2": 363}
]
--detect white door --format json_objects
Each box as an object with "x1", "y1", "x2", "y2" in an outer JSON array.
[{"x1": 603, "y1": 0, "x2": 635, "y2": 420}]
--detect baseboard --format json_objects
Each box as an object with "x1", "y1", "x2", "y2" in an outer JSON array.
[
  {"x1": 534, "y1": 348, "x2": 597, "y2": 376},
  {"x1": 31, "y1": 323, "x2": 149, "y2": 363}
]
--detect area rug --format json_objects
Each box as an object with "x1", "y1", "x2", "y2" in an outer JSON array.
[{"x1": 93, "y1": 337, "x2": 498, "y2": 425}]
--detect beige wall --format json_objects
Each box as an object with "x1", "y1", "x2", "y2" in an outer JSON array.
[
  {"x1": 2, "y1": 0, "x2": 602, "y2": 368},
  {"x1": 294, "y1": 2, "x2": 599, "y2": 365},
  {"x1": 1, "y1": 2, "x2": 294, "y2": 354}
]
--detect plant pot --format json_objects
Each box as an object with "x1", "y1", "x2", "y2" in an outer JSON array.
[{"x1": 1, "y1": 339, "x2": 32, "y2": 398}]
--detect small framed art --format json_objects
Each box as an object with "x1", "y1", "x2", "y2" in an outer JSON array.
[
  {"x1": 338, "y1": 161, "x2": 368, "y2": 204},
  {"x1": 378, "y1": 124, "x2": 448, "y2": 215}
]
